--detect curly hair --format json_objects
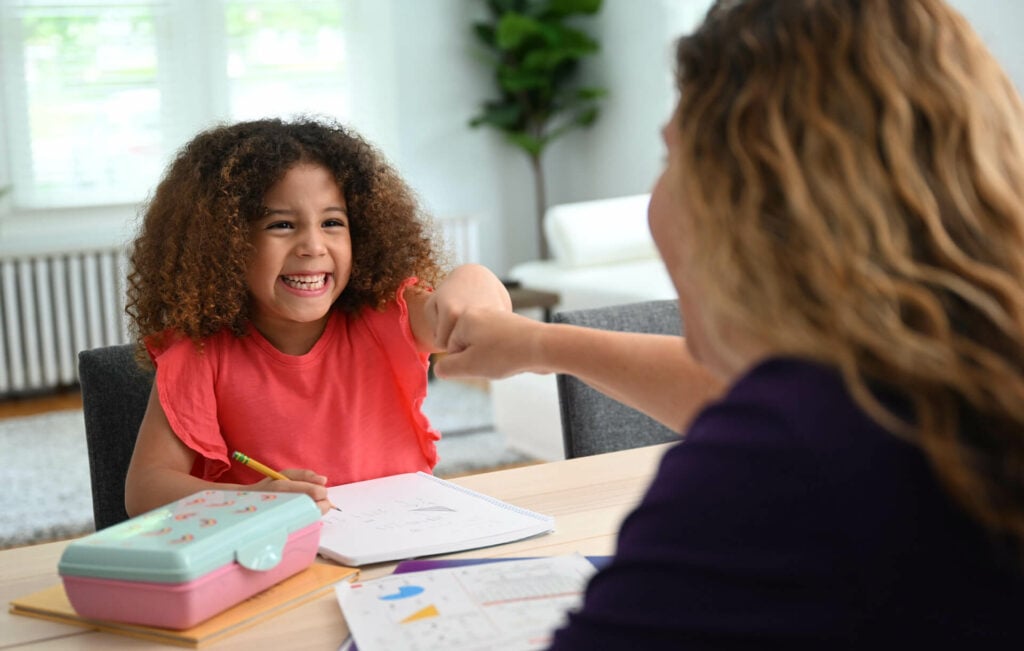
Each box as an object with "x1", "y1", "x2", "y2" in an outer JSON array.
[
  {"x1": 127, "y1": 116, "x2": 444, "y2": 356},
  {"x1": 675, "y1": 0, "x2": 1024, "y2": 547}
]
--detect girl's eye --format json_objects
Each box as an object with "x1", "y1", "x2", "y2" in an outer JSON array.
[
  {"x1": 324, "y1": 219, "x2": 347, "y2": 228},
  {"x1": 266, "y1": 221, "x2": 294, "y2": 230}
]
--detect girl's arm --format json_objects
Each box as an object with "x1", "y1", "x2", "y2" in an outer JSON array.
[
  {"x1": 124, "y1": 384, "x2": 332, "y2": 516},
  {"x1": 434, "y1": 309, "x2": 724, "y2": 432},
  {"x1": 405, "y1": 263, "x2": 512, "y2": 353}
]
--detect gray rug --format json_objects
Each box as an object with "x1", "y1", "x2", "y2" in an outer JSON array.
[{"x1": 0, "y1": 379, "x2": 533, "y2": 549}]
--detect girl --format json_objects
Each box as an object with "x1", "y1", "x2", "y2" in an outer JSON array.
[{"x1": 124, "y1": 117, "x2": 510, "y2": 516}]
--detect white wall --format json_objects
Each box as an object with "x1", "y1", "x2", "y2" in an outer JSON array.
[{"x1": 948, "y1": 0, "x2": 1024, "y2": 95}]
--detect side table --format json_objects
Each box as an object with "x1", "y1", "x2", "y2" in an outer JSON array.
[{"x1": 507, "y1": 286, "x2": 561, "y2": 322}]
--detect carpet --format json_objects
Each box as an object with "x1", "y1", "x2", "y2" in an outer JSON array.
[{"x1": 0, "y1": 379, "x2": 533, "y2": 549}]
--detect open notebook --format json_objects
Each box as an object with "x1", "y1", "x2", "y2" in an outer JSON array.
[{"x1": 318, "y1": 472, "x2": 555, "y2": 566}]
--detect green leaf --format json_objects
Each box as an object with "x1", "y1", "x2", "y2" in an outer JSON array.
[
  {"x1": 472, "y1": 23, "x2": 497, "y2": 47},
  {"x1": 498, "y1": 66, "x2": 551, "y2": 92},
  {"x1": 575, "y1": 86, "x2": 607, "y2": 100},
  {"x1": 548, "y1": 0, "x2": 602, "y2": 17},
  {"x1": 496, "y1": 13, "x2": 544, "y2": 50},
  {"x1": 487, "y1": 0, "x2": 527, "y2": 15},
  {"x1": 469, "y1": 103, "x2": 523, "y2": 129},
  {"x1": 574, "y1": 106, "x2": 600, "y2": 127},
  {"x1": 506, "y1": 132, "x2": 546, "y2": 156}
]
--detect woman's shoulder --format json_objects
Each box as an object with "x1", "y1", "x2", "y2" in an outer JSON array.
[
  {"x1": 698, "y1": 357, "x2": 886, "y2": 441},
  {"x1": 678, "y1": 356, "x2": 921, "y2": 487}
]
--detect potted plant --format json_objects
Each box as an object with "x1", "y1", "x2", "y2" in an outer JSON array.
[{"x1": 469, "y1": 0, "x2": 606, "y2": 260}]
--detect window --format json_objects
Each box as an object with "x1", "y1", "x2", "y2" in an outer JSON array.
[{"x1": 0, "y1": 0, "x2": 348, "y2": 211}]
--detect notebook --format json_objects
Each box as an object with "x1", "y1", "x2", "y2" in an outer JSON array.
[{"x1": 317, "y1": 472, "x2": 555, "y2": 566}]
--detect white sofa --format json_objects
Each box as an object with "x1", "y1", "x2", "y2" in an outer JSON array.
[
  {"x1": 507, "y1": 193, "x2": 675, "y2": 313},
  {"x1": 494, "y1": 194, "x2": 678, "y2": 462}
]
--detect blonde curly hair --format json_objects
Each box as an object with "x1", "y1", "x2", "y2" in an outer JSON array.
[
  {"x1": 127, "y1": 117, "x2": 443, "y2": 358},
  {"x1": 675, "y1": 0, "x2": 1024, "y2": 547}
]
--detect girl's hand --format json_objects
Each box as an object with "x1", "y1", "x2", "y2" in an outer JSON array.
[
  {"x1": 413, "y1": 264, "x2": 511, "y2": 352},
  {"x1": 434, "y1": 309, "x2": 549, "y2": 379},
  {"x1": 252, "y1": 469, "x2": 333, "y2": 514}
]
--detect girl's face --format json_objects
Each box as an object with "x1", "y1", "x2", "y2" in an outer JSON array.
[{"x1": 246, "y1": 163, "x2": 352, "y2": 352}]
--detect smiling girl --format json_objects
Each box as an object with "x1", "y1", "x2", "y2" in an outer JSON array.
[{"x1": 123, "y1": 117, "x2": 509, "y2": 516}]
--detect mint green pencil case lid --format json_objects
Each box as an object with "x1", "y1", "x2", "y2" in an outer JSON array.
[{"x1": 58, "y1": 490, "x2": 321, "y2": 583}]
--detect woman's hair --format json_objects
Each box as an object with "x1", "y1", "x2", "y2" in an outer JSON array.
[
  {"x1": 127, "y1": 116, "x2": 443, "y2": 353},
  {"x1": 675, "y1": 0, "x2": 1024, "y2": 546}
]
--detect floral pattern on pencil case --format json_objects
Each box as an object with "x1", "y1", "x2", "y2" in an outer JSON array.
[{"x1": 82, "y1": 490, "x2": 292, "y2": 547}]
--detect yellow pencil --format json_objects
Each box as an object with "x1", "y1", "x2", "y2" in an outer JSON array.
[
  {"x1": 231, "y1": 450, "x2": 341, "y2": 511},
  {"x1": 231, "y1": 451, "x2": 289, "y2": 480}
]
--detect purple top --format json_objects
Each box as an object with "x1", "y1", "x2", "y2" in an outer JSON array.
[{"x1": 549, "y1": 358, "x2": 1024, "y2": 649}]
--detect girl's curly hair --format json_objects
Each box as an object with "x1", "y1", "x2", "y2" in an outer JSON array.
[
  {"x1": 127, "y1": 116, "x2": 443, "y2": 357},
  {"x1": 676, "y1": 0, "x2": 1024, "y2": 549}
]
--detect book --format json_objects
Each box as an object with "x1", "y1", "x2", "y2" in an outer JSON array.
[
  {"x1": 9, "y1": 562, "x2": 357, "y2": 648},
  {"x1": 318, "y1": 471, "x2": 555, "y2": 566},
  {"x1": 336, "y1": 555, "x2": 597, "y2": 651}
]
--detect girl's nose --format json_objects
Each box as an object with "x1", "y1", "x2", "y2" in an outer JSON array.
[{"x1": 297, "y1": 228, "x2": 327, "y2": 256}]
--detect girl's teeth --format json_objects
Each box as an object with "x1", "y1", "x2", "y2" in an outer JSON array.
[{"x1": 282, "y1": 275, "x2": 326, "y2": 290}]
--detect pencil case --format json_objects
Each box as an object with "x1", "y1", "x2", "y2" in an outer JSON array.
[{"x1": 57, "y1": 489, "x2": 322, "y2": 629}]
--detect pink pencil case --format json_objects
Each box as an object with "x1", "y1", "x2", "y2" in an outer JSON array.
[{"x1": 58, "y1": 490, "x2": 322, "y2": 629}]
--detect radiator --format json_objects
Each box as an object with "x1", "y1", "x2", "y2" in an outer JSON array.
[
  {"x1": 0, "y1": 247, "x2": 130, "y2": 397},
  {"x1": 437, "y1": 215, "x2": 480, "y2": 265}
]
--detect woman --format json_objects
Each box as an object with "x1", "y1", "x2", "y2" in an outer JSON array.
[{"x1": 437, "y1": 0, "x2": 1024, "y2": 646}]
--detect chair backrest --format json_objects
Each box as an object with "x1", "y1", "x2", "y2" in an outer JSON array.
[
  {"x1": 78, "y1": 343, "x2": 154, "y2": 530},
  {"x1": 553, "y1": 299, "x2": 683, "y2": 458}
]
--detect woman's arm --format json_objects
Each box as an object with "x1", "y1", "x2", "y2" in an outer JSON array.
[
  {"x1": 434, "y1": 309, "x2": 724, "y2": 432},
  {"x1": 405, "y1": 264, "x2": 512, "y2": 353},
  {"x1": 124, "y1": 384, "x2": 331, "y2": 516}
]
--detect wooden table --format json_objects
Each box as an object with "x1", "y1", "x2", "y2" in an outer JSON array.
[{"x1": 1, "y1": 443, "x2": 670, "y2": 650}]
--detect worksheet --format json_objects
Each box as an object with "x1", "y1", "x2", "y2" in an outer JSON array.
[
  {"x1": 335, "y1": 555, "x2": 597, "y2": 651},
  {"x1": 319, "y1": 472, "x2": 554, "y2": 566}
]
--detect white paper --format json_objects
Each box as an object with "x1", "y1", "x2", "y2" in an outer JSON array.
[
  {"x1": 319, "y1": 472, "x2": 554, "y2": 566},
  {"x1": 336, "y1": 555, "x2": 597, "y2": 651}
]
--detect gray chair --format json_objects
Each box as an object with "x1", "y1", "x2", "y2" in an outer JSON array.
[
  {"x1": 553, "y1": 300, "x2": 683, "y2": 458},
  {"x1": 78, "y1": 343, "x2": 154, "y2": 530}
]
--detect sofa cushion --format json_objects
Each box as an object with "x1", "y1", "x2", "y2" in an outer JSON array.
[
  {"x1": 509, "y1": 257, "x2": 675, "y2": 313},
  {"x1": 544, "y1": 194, "x2": 656, "y2": 267}
]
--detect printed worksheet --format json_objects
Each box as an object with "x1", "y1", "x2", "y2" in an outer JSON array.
[
  {"x1": 335, "y1": 555, "x2": 597, "y2": 651},
  {"x1": 318, "y1": 472, "x2": 554, "y2": 566}
]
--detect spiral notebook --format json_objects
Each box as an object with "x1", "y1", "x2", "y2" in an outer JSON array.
[{"x1": 317, "y1": 472, "x2": 555, "y2": 566}]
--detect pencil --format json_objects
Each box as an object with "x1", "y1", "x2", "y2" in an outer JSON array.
[
  {"x1": 231, "y1": 451, "x2": 289, "y2": 480},
  {"x1": 231, "y1": 450, "x2": 341, "y2": 511}
]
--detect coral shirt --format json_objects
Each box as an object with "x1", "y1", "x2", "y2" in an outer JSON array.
[{"x1": 148, "y1": 288, "x2": 438, "y2": 487}]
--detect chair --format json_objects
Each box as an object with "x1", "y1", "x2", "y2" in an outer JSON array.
[
  {"x1": 78, "y1": 343, "x2": 154, "y2": 530},
  {"x1": 553, "y1": 299, "x2": 683, "y2": 458}
]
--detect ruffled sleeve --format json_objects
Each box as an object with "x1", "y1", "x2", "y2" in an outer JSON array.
[
  {"x1": 145, "y1": 335, "x2": 231, "y2": 479},
  {"x1": 359, "y1": 277, "x2": 439, "y2": 464}
]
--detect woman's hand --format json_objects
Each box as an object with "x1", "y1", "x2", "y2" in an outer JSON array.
[
  {"x1": 409, "y1": 264, "x2": 512, "y2": 352},
  {"x1": 434, "y1": 309, "x2": 549, "y2": 379}
]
